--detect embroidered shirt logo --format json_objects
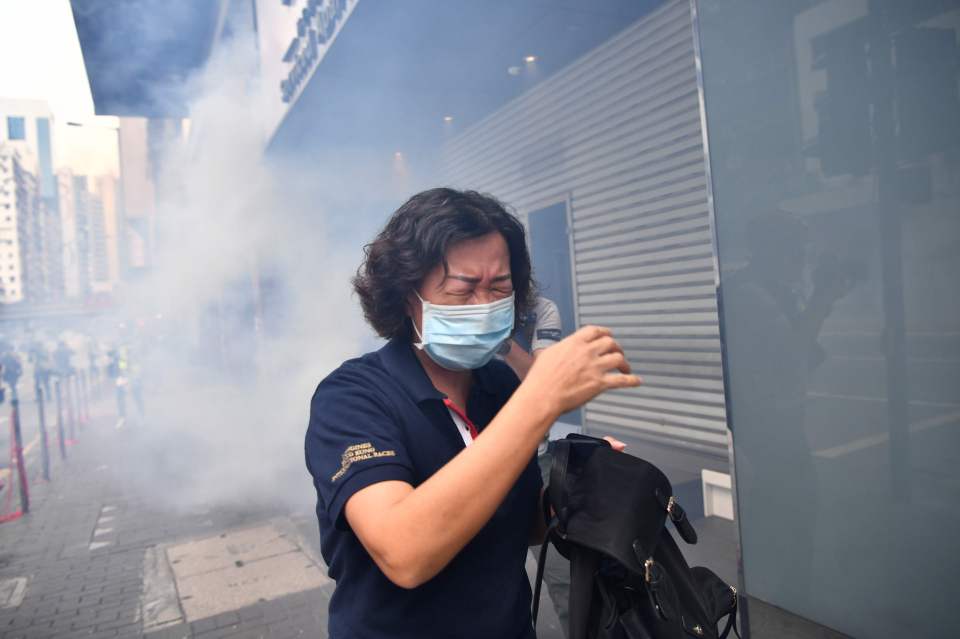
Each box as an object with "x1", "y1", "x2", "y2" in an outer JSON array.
[{"x1": 331, "y1": 442, "x2": 396, "y2": 482}]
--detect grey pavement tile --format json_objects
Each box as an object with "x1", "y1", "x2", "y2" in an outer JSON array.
[
  {"x1": 236, "y1": 607, "x2": 264, "y2": 623},
  {"x1": 197, "y1": 624, "x2": 246, "y2": 639},
  {"x1": 142, "y1": 623, "x2": 192, "y2": 639},
  {"x1": 222, "y1": 628, "x2": 270, "y2": 639},
  {"x1": 266, "y1": 622, "x2": 311, "y2": 639},
  {"x1": 3, "y1": 627, "x2": 58, "y2": 639},
  {"x1": 92, "y1": 617, "x2": 140, "y2": 634}
]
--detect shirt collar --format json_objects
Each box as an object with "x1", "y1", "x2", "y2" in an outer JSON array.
[{"x1": 378, "y1": 337, "x2": 500, "y2": 404}]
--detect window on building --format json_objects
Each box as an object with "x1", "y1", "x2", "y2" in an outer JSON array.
[{"x1": 6, "y1": 117, "x2": 26, "y2": 141}]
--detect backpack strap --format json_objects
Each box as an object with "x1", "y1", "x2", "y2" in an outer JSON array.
[
  {"x1": 719, "y1": 591, "x2": 741, "y2": 639},
  {"x1": 568, "y1": 545, "x2": 600, "y2": 639},
  {"x1": 531, "y1": 523, "x2": 555, "y2": 629},
  {"x1": 548, "y1": 435, "x2": 612, "y2": 533},
  {"x1": 549, "y1": 439, "x2": 572, "y2": 530}
]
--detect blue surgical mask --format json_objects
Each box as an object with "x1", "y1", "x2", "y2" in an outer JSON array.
[{"x1": 413, "y1": 292, "x2": 515, "y2": 371}]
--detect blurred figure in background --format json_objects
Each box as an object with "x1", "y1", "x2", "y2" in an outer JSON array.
[
  {"x1": 28, "y1": 338, "x2": 53, "y2": 400},
  {"x1": 1, "y1": 339, "x2": 23, "y2": 401},
  {"x1": 53, "y1": 340, "x2": 75, "y2": 379},
  {"x1": 87, "y1": 337, "x2": 100, "y2": 388},
  {"x1": 498, "y1": 295, "x2": 570, "y2": 635},
  {"x1": 107, "y1": 346, "x2": 127, "y2": 421},
  {"x1": 107, "y1": 344, "x2": 144, "y2": 424}
]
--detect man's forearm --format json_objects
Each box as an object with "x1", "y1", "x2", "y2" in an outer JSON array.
[{"x1": 502, "y1": 339, "x2": 535, "y2": 380}]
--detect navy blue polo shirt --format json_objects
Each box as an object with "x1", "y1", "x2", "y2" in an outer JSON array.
[{"x1": 305, "y1": 337, "x2": 542, "y2": 639}]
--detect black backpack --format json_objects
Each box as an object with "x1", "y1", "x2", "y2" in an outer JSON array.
[{"x1": 534, "y1": 435, "x2": 740, "y2": 639}]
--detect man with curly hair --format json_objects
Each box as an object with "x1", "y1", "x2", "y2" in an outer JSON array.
[{"x1": 305, "y1": 188, "x2": 640, "y2": 639}]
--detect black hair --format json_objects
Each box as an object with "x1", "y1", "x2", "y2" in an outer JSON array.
[{"x1": 353, "y1": 188, "x2": 534, "y2": 339}]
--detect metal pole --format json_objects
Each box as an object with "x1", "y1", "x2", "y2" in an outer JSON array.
[
  {"x1": 10, "y1": 388, "x2": 30, "y2": 514},
  {"x1": 79, "y1": 372, "x2": 88, "y2": 425},
  {"x1": 66, "y1": 374, "x2": 77, "y2": 440},
  {"x1": 35, "y1": 382, "x2": 50, "y2": 481},
  {"x1": 55, "y1": 378, "x2": 67, "y2": 460},
  {"x1": 85, "y1": 371, "x2": 92, "y2": 422}
]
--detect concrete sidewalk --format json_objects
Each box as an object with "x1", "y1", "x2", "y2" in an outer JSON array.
[
  {"x1": 0, "y1": 387, "x2": 334, "y2": 639},
  {"x1": 0, "y1": 397, "x2": 565, "y2": 639}
]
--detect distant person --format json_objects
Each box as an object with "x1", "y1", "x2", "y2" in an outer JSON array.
[
  {"x1": 28, "y1": 339, "x2": 52, "y2": 399},
  {"x1": 126, "y1": 347, "x2": 145, "y2": 419},
  {"x1": 305, "y1": 188, "x2": 638, "y2": 639},
  {"x1": 107, "y1": 347, "x2": 128, "y2": 420},
  {"x1": 498, "y1": 295, "x2": 573, "y2": 635},
  {"x1": 0, "y1": 339, "x2": 18, "y2": 403},
  {"x1": 53, "y1": 340, "x2": 74, "y2": 377},
  {"x1": 0, "y1": 345, "x2": 23, "y2": 401},
  {"x1": 87, "y1": 338, "x2": 99, "y2": 386}
]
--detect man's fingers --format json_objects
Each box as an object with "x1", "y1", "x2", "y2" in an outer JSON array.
[
  {"x1": 603, "y1": 372, "x2": 643, "y2": 389},
  {"x1": 576, "y1": 325, "x2": 611, "y2": 342},
  {"x1": 598, "y1": 352, "x2": 631, "y2": 374},
  {"x1": 602, "y1": 436, "x2": 627, "y2": 452},
  {"x1": 590, "y1": 336, "x2": 623, "y2": 357}
]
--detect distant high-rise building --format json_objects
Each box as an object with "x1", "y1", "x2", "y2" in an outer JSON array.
[
  {"x1": 91, "y1": 175, "x2": 119, "y2": 290},
  {"x1": 72, "y1": 175, "x2": 93, "y2": 299},
  {"x1": 0, "y1": 99, "x2": 57, "y2": 203},
  {"x1": 0, "y1": 144, "x2": 29, "y2": 304},
  {"x1": 0, "y1": 98, "x2": 66, "y2": 305},
  {"x1": 57, "y1": 169, "x2": 81, "y2": 299},
  {"x1": 117, "y1": 116, "x2": 188, "y2": 276}
]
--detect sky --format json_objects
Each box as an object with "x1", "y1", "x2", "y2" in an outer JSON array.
[{"x1": 0, "y1": 0, "x2": 119, "y2": 176}]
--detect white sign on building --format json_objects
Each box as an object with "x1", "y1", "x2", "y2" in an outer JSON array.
[{"x1": 255, "y1": 0, "x2": 360, "y2": 140}]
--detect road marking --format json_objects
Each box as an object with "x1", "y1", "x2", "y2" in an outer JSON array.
[
  {"x1": 815, "y1": 410, "x2": 960, "y2": 459},
  {"x1": 89, "y1": 505, "x2": 120, "y2": 551},
  {"x1": 0, "y1": 577, "x2": 27, "y2": 609}
]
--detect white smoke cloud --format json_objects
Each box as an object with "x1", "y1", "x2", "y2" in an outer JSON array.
[{"x1": 108, "y1": 27, "x2": 382, "y2": 513}]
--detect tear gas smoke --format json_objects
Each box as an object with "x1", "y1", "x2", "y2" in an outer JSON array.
[{"x1": 107, "y1": 26, "x2": 396, "y2": 514}]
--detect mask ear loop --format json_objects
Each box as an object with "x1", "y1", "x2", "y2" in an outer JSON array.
[{"x1": 412, "y1": 292, "x2": 427, "y2": 350}]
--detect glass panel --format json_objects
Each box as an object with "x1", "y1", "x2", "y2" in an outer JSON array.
[
  {"x1": 528, "y1": 200, "x2": 583, "y2": 428},
  {"x1": 6, "y1": 116, "x2": 25, "y2": 141},
  {"x1": 697, "y1": 0, "x2": 960, "y2": 636}
]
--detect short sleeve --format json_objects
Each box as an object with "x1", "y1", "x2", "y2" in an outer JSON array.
[
  {"x1": 305, "y1": 368, "x2": 415, "y2": 530},
  {"x1": 531, "y1": 298, "x2": 563, "y2": 352}
]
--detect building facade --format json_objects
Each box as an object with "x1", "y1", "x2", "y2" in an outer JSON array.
[
  {"x1": 0, "y1": 99, "x2": 67, "y2": 305},
  {"x1": 0, "y1": 145, "x2": 29, "y2": 303}
]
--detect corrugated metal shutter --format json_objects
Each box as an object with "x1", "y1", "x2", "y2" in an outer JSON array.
[{"x1": 441, "y1": 0, "x2": 727, "y2": 459}]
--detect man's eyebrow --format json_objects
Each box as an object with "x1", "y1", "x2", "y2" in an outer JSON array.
[{"x1": 446, "y1": 273, "x2": 512, "y2": 284}]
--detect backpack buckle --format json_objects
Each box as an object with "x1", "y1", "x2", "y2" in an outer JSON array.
[
  {"x1": 644, "y1": 558, "x2": 658, "y2": 584},
  {"x1": 666, "y1": 495, "x2": 699, "y2": 544}
]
